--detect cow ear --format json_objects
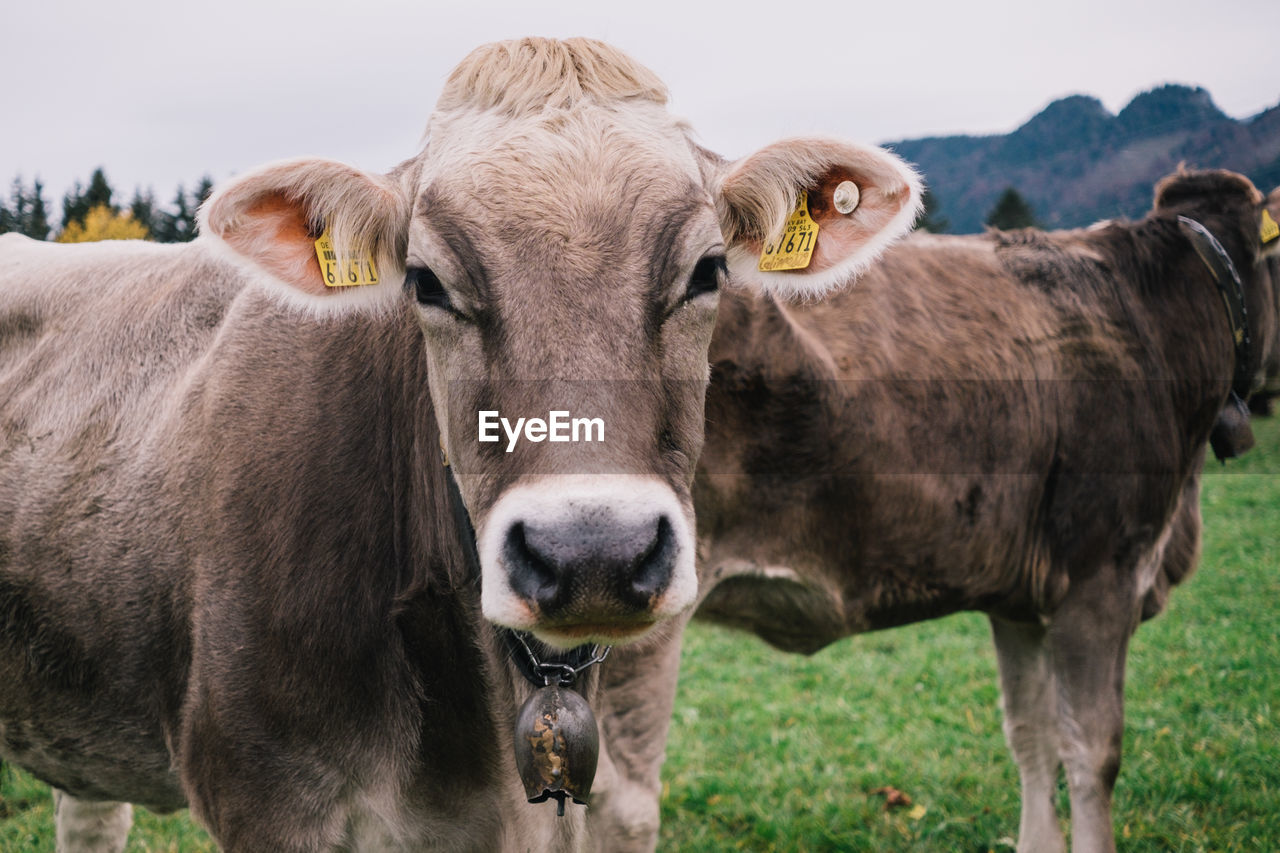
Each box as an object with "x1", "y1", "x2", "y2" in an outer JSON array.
[
  {"x1": 715, "y1": 138, "x2": 921, "y2": 298},
  {"x1": 201, "y1": 159, "x2": 410, "y2": 314}
]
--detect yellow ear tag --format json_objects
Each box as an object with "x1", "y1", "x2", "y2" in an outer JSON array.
[
  {"x1": 758, "y1": 190, "x2": 819, "y2": 272},
  {"x1": 314, "y1": 229, "x2": 380, "y2": 288},
  {"x1": 1261, "y1": 209, "x2": 1279, "y2": 245}
]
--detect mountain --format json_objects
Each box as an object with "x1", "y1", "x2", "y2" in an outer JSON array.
[{"x1": 885, "y1": 84, "x2": 1280, "y2": 233}]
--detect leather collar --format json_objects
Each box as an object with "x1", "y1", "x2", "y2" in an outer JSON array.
[{"x1": 1177, "y1": 215, "x2": 1254, "y2": 399}]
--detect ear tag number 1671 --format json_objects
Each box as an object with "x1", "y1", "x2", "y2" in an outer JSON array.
[{"x1": 759, "y1": 190, "x2": 819, "y2": 272}]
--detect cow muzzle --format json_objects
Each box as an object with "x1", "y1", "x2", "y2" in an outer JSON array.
[{"x1": 478, "y1": 475, "x2": 696, "y2": 647}]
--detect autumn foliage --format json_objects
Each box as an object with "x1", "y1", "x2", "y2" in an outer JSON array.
[{"x1": 56, "y1": 205, "x2": 150, "y2": 243}]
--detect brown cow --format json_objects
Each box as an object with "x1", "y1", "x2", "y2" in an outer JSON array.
[
  {"x1": 688, "y1": 170, "x2": 1279, "y2": 853},
  {"x1": 0, "y1": 38, "x2": 921, "y2": 852}
]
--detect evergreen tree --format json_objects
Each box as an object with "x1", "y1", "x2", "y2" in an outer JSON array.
[
  {"x1": 7, "y1": 169, "x2": 215, "y2": 243},
  {"x1": 2, "y1": 178, "x2": 26, "y2": 235},
  {"x1": 154, "y1": 184, "x2": 192, "y2": 243},
  {"x1": 25, "y1": 179, "x2": 50, "y2": 240},
  {"x1": 173, "y1": 184, "x2": 192, "y2": 240},
  {"x1": 984, "y1": 187, "x2": 1039, "y2": 230},
  {"x1": 27, "y1": 179, "x2": 48, "y2": 239},
  {"x1": 915, "y1": 187, "x2": 949, "y2": 234},
  {"x1": 130, "y1": 189, "x2": 157, "y2": 236},
  {"x1": 0, "y1": 177, "x2": 51, "y2": 239},
  {"x1": 62, "y1": 181, "x2": 89, "y2": 231},
  {"x1": 141, "y1": 177, "x2": 211, "y2": 242},
  {"x1": 84, "y1": 168, "x2": 115, "y2": 212},
  {"x1": 10, "y1": 178, "x2": 30, "y2": 230}
]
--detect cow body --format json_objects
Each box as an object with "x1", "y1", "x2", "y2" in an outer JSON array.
[
  {"x1": 0, "y1": 37, "x2": 921, "y2": 851},
  {"x1": 692, "y1": 171, "x2": 1278, "y2": 853},
  {"x1": 0, "y1": 236, "x2": 525, "y2": 847}
]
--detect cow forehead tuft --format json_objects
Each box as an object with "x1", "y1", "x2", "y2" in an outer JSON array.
[
  {"x1": 419, "y1": 39, "x2": 700, "y2": 217},
  {"x1": 416, "y1": 104, "x2": 709, "y2": 262},
  {"x1": 436, "y1": 37, "x2": 668, "y2": 118}
]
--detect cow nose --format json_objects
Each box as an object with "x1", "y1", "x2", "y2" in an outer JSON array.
[
  {"x1": 478, "y1": 476, "x2": 698, "y2": 641},
  {"x1": 503, "y1": 514, "x2": 677, "y2": 617}
]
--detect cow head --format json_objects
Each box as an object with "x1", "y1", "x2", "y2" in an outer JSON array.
[
  {"x1": 200, "y1": 38, "x2": 921, "y2": 649},
  {"x1": 1154, "y1": 171, "x2": 1280, "y2": 401}
]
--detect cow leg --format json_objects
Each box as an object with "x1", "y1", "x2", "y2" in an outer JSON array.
[
  {"x1": 52, "y1": 789, "x2": 132, "y2": 853},
  {"x1": 989, "y1": 616, "x2": 1065, "y2": 853},
  {"x1": 590, "y1": 619, "x2": 687, "y2": 852},
  {"x1": 1046, "y1": 568, "x2": 1140, "y2": 853}
]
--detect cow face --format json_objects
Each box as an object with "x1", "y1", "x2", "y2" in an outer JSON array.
[{"x1": 201, "y1": 38, "x2": 921, "y2": 649}]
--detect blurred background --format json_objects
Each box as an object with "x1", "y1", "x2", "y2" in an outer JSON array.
[{"x1": 2, "y1": 0, "x2": 1278, "y2": 241}]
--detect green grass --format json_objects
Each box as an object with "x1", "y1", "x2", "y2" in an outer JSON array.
[
  {"x1": 660, "y1": 416, "x2": 1280, "y2": 852},
  {"x1": 0, "y1": 766, "x2": 214, "y2": 852},
  {"x1": 3, "y1": 421, "x2": 1277, "y2": 851}
]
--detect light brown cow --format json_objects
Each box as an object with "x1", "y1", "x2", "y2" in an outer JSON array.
[
  {"x1": 0, "y1": 38, "x2": 921, "y2": 852},
  {"x1": 687, "y1": 170, "x2": 1279, "y2": 853}
]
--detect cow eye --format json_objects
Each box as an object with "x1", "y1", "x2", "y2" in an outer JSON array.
[
  {"x1": 407, "y1": 266, "x2": 453, "y2": 311},
  {"x1": 684, "y1": 255, "x2": 725, "y2": 301}
]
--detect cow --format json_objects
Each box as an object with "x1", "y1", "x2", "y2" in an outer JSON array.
[
  {"x1": 681, "y1": 169, "x2": 1278, "y2": 853},
  {"x1": 0, "y1": 38, "x2": 923, "y2": 852}
]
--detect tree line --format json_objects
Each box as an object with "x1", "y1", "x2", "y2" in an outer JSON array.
[
  {"x1": 0, "y1": 168, "x2": 213, "y2": 243},
  {"x1": 915, "y1": 185, "x2": 1038, "y2": 234}
]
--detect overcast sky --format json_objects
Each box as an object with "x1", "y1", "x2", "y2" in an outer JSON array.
[{"x1": 5, "y1": 0, "x2": 1279, "y2": 213}]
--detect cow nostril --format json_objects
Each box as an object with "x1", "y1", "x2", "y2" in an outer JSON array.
[
  {"x1": 624, "y1": 516, "x2": 676, "y2": 605},
  {"x1": 502, "y1": 512, "x2": 680, "y2": 619},
  {"x1": 505, "y1": 522, "x2": 561, "y2": 609}
]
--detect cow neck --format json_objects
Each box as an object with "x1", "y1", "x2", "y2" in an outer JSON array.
[
  {"x1": 1177, "y1": 216, "x2": 1254, "y2": 400},
  {"x1": 710, "y1": 289, "x2": 838, "y2": 389},
  {"x1": 437, "y1": 450, "x2": 609, "y2": 690}
]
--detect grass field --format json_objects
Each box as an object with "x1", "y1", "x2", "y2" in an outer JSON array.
[
  {"x1": 661, "y1": 415, "x2": 1280, "y2": 852},
  {"x1": 2, "y1": 419, "x2": 1277, "y2": 851}
]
